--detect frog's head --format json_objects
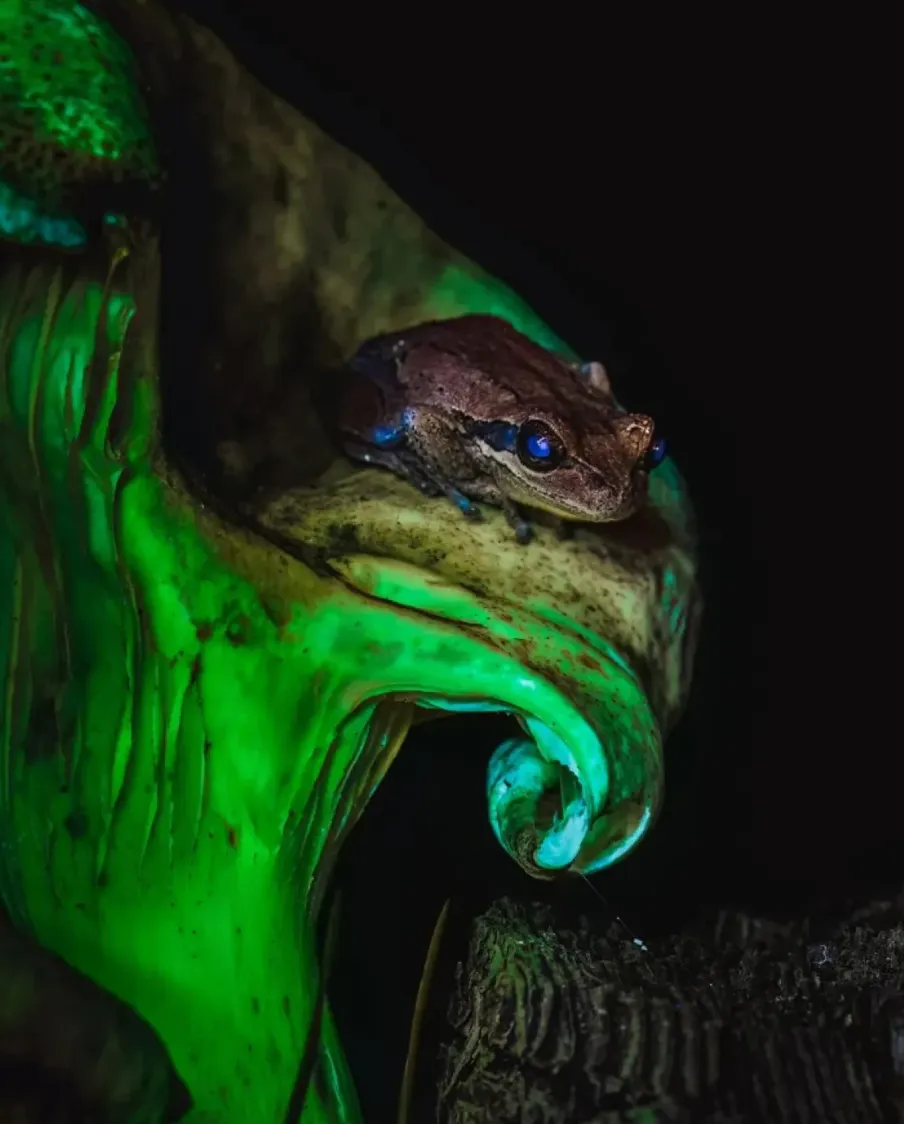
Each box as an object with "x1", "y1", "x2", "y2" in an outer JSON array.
[
  {"x1": 506, "y1": 347, "x2": 667, "y2": 522},
  {"x1": 449, "y1": 316, "x2": 667, "y2": 524},
  {"x1": 495, "y1": 380, "x2": 666, "y2": 524}
]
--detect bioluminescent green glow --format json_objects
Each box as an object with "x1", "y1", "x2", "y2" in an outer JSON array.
[
  {"x1": 426, "y1": 261, "x2": 574, "y2": 357},
  {"x1": 0, "y1": 180, "x2": 88, "y2": 247},
  {"x1": 0, "y1": 4, "x2": 700, "y2": 1122},
  {"x1": 0, "y1": 0, "x2": 157, "y2": 251},
  {"x1": 0, "y1": 0, "x2": 157, "y2": 175},
  {"x1": 0, "y1": 253, "x2": 693, "y2": 1122}
]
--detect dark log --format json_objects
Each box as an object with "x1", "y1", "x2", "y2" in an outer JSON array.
[{"x1": 434, "y1": 896, "x2": 904, "y2": 1124}]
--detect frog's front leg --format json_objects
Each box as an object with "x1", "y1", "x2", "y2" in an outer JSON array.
[
  {"x1": 395, "y1": 449, "x2": 483, "y2": 521},
  {"x1": 365, "y1": 411, "x2": 410, "y2": 451},
  {"x1": 350, "y1": 411, "x2": 483, "y2": 521},
  {"x1": 342, "y1": 437, "x2": 441, "y2": 496},
  {"x1": 498, "y1": 498, "x2": 533, "y2": 544}
]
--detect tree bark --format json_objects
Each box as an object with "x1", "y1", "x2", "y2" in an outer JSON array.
[{"x1": 435, "y1": 896, "x2": 904, "y2": 1124}]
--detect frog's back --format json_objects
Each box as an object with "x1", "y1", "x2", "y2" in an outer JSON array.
[{"x1": 399, "y1": 314, "x2": 599, "y2": 423}]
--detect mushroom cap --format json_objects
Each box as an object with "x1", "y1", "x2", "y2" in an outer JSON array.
[{"x1": 0, "y1": 0, "x2": 159, "y2": 247}]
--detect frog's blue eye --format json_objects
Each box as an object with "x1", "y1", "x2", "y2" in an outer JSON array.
[
  {"x1": 527, "y1": 432, "x2": 552, "y2": 459},
  {"x1": 645, "y1": 437, "x2": 667, "y2": 469},
  {"x1": 516, "y1": 420, "x2": 564, "y2": 471}
]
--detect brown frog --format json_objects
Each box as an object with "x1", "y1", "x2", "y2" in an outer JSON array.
[{"x1": 338, "y1": 314, "x2": 666, "y2": 542}]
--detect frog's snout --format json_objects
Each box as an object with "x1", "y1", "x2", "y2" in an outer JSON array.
[{"x1": 613, "y1": 413, "x2": 656, "y2": 462}]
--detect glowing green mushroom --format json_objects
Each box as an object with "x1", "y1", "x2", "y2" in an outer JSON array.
[{"x1": 0, "y1": 3, "x2": 700, "y2": 1122}]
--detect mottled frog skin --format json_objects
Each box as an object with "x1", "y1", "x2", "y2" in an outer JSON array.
[{"x1": 339, "y1": 314, "x2": 665, "y2": 542}]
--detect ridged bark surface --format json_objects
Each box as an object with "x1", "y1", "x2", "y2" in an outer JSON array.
[{"x1": 438, "y1": 898, "x2": 904, "y2": 1123}]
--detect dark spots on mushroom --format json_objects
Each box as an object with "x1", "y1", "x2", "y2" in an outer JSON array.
[
  {"x1": 258, "y1": 594, "x2": 292, "y2": 628},
  {"x1": 24, "y1": 695, "x2": 60, "y2": 762},
  {"x1": 330, "y1": 199, "x2": 347, "y2": 241},
  {"x1": 314, "y1": 1066, "x2": 331, "y2": 1107},
  {"x1": 325, "y1": 521, "x2": 360, "y2": 554},
  {"x1": 225, "y1": 614, "x2": 251, "y2": 645},
  {"x1": 63, "y1": 809, "x2": 88, "y2": 839},
  {"x1": 272, "y1": 167, "x2": 290, "y2": 207}
]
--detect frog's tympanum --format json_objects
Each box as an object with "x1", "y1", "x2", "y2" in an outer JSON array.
[
  {"x1": 340, "y1": 314, "x2": 666, "y2": 541},
  {"x1": 0, "y1": 3, "x2": 700, "y2": 1122}
]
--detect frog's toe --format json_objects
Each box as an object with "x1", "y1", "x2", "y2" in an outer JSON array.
[
  {"x1": 411, "y1": 477, "x2": 444, "y2": 498},
  {"x1": 500, "y1": 498, "x2": 532, "y2": 543},
  {"x1": 370, "y1": 420, "x2": 408, "y2": 449},
  {"x1": 449, "y1": 490, "x2": 482, "y2": 520}
]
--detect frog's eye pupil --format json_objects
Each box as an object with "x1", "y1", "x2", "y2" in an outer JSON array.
[
  {"x1": 516, "y1": 421, "x2": 564, "y2": 471},
  {"x1": 526, "y1": 432, "x2": 551, "y2": 459},
  {"x1": 646, "y1": 437, "x2": 667, "y2": 468}
]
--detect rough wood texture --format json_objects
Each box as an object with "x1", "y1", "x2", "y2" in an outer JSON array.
[{"x1": 436, "y1": 897, "x2": 904, "y2": 1123}]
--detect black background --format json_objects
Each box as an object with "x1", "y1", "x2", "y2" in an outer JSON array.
[{"x1": 158, "y1": 9, "x2": 869, "y2": 1119}]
